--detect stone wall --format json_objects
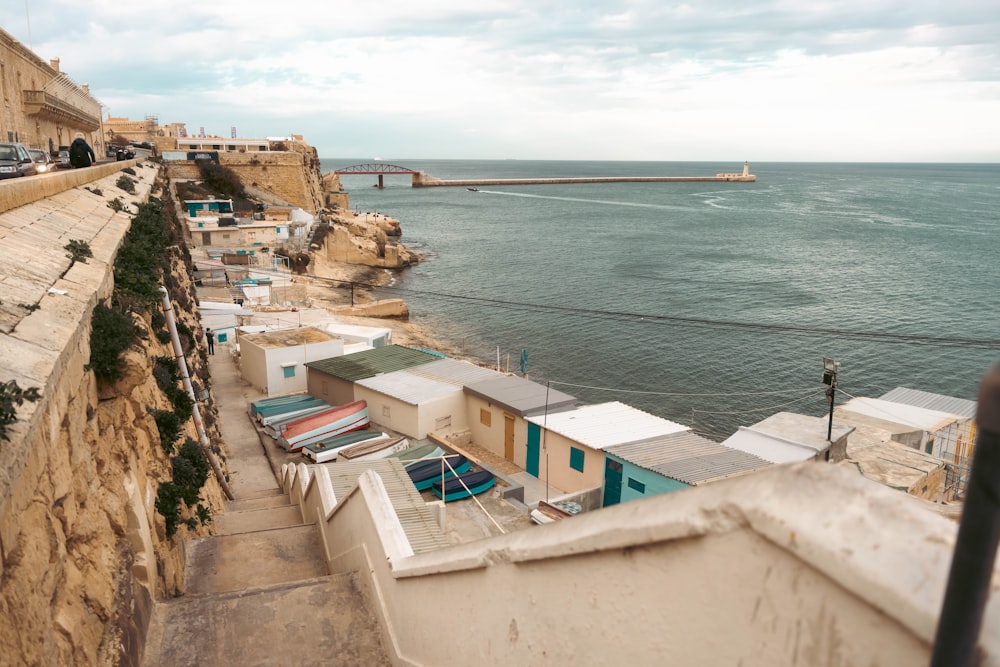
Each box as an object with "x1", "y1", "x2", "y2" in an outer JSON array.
[
  {"x1": 220, "y1": 142, "x2": 324, "y2": 213},
  {"x1": 0, "y1": 27, "x2": 102, "y2": 152},
  {"x1": 164, "y1": 140, "x2": 325, "y2": 214},
  {"x1": 0, "y1": 165, "x2": 227, "y2": 666}
]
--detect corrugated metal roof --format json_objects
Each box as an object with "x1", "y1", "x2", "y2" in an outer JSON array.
[
  {"x1": 305, "y1": 345, "x2": 440, "y2": 382},
  {"x1": 526, "y1": 401, "x2": 689, "y2": 450},
  {"x1": 606, "y1": 431, "x2": 772, "y2": 485},
  {"x1": 464, "y1": 376, "x2": 577, "y2": 417},
  {"x1": 879, "y1": 387, "x2": 976, "y2": 419},
  {"x1": 319, "y1": 459, "x2": 449, "y2": 554},
  {"x1": 354, "y1": 359, "x2": 502, "y2": 405},
  {"x1": 407, "y1": 358, "x2": 504, "y2": 386},
  {"x1": 356, "y1": 371, "x2": 460, "y2": 405}
]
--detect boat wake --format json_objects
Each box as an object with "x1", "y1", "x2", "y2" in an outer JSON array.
[{"x1": 476, "y1": 190, "x2": 688, "y2": 211}]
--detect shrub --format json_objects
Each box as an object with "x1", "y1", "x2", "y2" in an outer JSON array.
[
  {"x1": 88, "y1": 303, "x2": 135, "y2": 384},
  {"x1": 116, "y1": 174, "x2": 136, "y2": 194},
  {"x1": 65, "y1": 239, "x2": 93, "y2": 264},
  {"x1": 152, "y1": 409, "x2": 182, "y2": 453},
  {"x1": 155, "y1": 438, "x2": 211, "y2": 537},
  {"x1": 197, "y1": 161, "x2": 246, "y2": 198},
  {"x1": 0, "y1": 380, "x2": 41, "y2": 442}
]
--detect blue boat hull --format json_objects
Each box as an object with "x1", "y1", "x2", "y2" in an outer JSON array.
[
  {"x1": 431, "y1": 470, "x2": 496, "y2": 502},
  {"x1": 407, "y1": 456, "x2": 470, "y2": 491}
]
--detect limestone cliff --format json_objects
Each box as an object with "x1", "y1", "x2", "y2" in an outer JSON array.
[
  {"x1": 315, "y1": 172, "x2": 420, "y2": 272},
  {"x1": 0, "y1": 168, "x2": 227, "y2": 667}
]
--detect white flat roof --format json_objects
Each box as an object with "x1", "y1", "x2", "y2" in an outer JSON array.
[
  {"x1": 840, "y1": 397, "x2": 961, "y2": 432},
  {"x1": 526, "y1": 401, "x2": 689, "y2": 451}
]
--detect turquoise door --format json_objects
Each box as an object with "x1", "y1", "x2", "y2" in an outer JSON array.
[
  {"x1": 526, "y1": 422, "x2": 541, "y2": 477},
  {"x1": 603, "y1": 457, "x2": 623, "y2": 507}
]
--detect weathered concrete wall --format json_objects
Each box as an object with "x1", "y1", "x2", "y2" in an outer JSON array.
[
  {"x1": 0, "y1": 164, "x2": 226, "y2": 666},
  {"x1": 283, "y1": 461, "x2": 993, "y2": 666},
  {"x1": 164, "y1": 140, "x2": 325, "y2": 214}
]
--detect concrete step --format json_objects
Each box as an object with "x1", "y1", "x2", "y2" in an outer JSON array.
[
  {"x1": 214, "y1": 504, "x2": 305, "y2": 535},
  {"x1": 184, "y1": 524, "x2": 328, "y2": 595},
  {"x1": 226, "y1": 493, "x2": 292, "y2": 512},
  {"x1": 143, "y1": 572, "x2": 389, "y2": 666}
]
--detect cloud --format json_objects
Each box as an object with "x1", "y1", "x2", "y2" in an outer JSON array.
[{"x1": 4, "y1": 0, "x2": 998, "y2": 160}]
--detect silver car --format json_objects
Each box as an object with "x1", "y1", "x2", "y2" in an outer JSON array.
[
  {"x1": 28, "y1": 149, "x2": 55, "y2": 174},
  {"x1": 0, "y1": 142, "x2": 38, "y2": 179}
]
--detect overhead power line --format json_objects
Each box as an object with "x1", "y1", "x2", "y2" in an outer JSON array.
[{"x1": 314, "y1": 276, "x2": 1000, "y2": 350}]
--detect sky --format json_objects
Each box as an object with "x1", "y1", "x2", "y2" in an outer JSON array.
[{"x1": 3, "y1": 1, "x2": 999, "y2": 162}]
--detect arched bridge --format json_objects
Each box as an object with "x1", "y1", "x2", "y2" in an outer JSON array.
[{"x1": 333, "y1": 163, "x2": 419, "y2": 188}]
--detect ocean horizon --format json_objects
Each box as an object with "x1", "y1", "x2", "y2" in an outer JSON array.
[{"x1": 320, "y1": 159, "x2": 1000, "y2": 439}]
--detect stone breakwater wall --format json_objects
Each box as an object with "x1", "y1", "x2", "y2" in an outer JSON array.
[
  {"x1": 0, "y1": 164, "x2": 225, "y2": 666},
  {"x1": 411, "y1": 173, "x2": 757, "y2": 187}
]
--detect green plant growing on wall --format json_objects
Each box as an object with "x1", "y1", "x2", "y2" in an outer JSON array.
[
  {"x1": 116, "y1": 174, "x2": 136, "y2": 194},
  {"x1": 108, "y1": 198, "x2": 125, "y2": 212},
  {"x1": 0, "y1": 380, "x2": 41, "y2": 442},
  {"x1": 197, "y1": 161, "x2": 246, "y2": 198},
  {"x1": 114, "y1": 198, "x2": 169, "y2": 305},
  {"x1": 152, "y1": 409, "x2": 183, "y2": 453},
  {"x1": 64, "y1": 239, "x2": 93, "y2": 264},
  {"x1": 87, "y1": 303, "x2": 135, "y2": 384},
  {"x1": 153, "y1": 356, "x2": 193, "y2": 422},
  {"x1": 155, "y1": 438, "x2": 211, "y2": 537}
]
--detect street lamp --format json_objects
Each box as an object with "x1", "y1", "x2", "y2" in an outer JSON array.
[{"x1": 823, "y1": 358, "x2": 840, "y2": 441}]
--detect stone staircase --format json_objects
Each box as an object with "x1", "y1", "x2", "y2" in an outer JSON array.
[{"x1": 142, "y1": 490, "x2": 389, "y2": 665}]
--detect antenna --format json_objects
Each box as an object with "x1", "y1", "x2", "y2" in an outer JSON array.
[{"x1": 24, "y1": 0, "x2": 33, "y2": 50}]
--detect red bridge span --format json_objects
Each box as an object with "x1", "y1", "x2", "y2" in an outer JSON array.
[{"x1": 332, "y1": 162, "x2": 756, "y2": 188}]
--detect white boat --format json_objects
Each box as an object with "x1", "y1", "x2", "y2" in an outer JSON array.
[
  {"x1": 338, "y1": 436, "x2": 410, "y2": 462},
  {"x1": 303, "y1": 430, "x2": 388, "y2": 463}
]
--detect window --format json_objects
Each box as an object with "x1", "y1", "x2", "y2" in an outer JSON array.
[
  {"x1": 435, "y1": 415, "x2": 452, "y2": 431},
  {"x1": 382, "y1": 405, "x2": 391, "y2": 418},
  {"x1": 569, "y1": 447, "x2": 585, "y2": 472},
  {"x1": 282, "y1": 365, "x2": 296, "y2": 378},
  {"x1": 480, "y1": 408, "x2": 491, "y2": 427},
  {"x1": 627, "y1": 478, "x2": 646, "y2": 494}
]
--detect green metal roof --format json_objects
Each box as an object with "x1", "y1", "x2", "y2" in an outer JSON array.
[{"x1": 305, "y1": 344, "x2": 441, "y2": 382}]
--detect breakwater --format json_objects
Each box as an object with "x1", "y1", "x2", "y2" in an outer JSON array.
[{"x1": 411, "y1": 172, "x2": 755, "y2": 187}]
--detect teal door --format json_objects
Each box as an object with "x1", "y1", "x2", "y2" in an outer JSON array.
[
  {"x1": 526, "y1": 422, "x2": 541, "y2": 477},
  {"x1": 603, "y1": 457, "x2": 623, "y2": 506}
]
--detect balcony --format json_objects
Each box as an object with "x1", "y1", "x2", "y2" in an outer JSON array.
[{"x1": 22, "y1": 90, "x2": 100, "y2": 131}]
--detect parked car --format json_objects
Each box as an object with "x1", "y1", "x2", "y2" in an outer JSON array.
[
  {"x1": 0, "y1": 142, "x2": 37, "y2": 179},
  {"x1": 52, "y1": 150, "x2": 71, "y2": 169},
  {"x1": 28, "y1": 148, "x2": 55, "y2": 174}
]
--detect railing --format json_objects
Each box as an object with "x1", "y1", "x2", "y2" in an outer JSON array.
[{"x1": 22, "y1": 90, "x2": 100, "y2": 130}]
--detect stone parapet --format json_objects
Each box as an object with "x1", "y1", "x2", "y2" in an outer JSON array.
[{"x1": 0, "y1": 159, "x2": 142, "y2": 214}]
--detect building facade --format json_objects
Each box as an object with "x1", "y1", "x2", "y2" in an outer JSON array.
[{"x1": 0, "y1": 29, "x2": 103, "y2": 155}]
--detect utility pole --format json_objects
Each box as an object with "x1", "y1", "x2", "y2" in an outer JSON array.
[{"x1": 823, "y1": 357, "x2": 840, "y2": 442}]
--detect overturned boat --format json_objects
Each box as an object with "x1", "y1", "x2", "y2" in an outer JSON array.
[
  {"x1": 407, "y1": 455, "x2": 471, "y2": 491},
  {"x1": 278, "y1": 400, "x2": 370, "y2": 452},
  {"x1": 431, "y1": 470, "x2": 495, "y2": 502}
]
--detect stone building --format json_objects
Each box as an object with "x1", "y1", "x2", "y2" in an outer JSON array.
[{"x1": 0, "y1": 27, "x2": 103, "y2": 155}]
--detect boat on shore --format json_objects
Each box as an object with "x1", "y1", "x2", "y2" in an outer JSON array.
[
  {"x1": 386, "y1": 443, "x2": 444, "y2": 468},
  {"x1": 338, "y1": 436, "x2": 410, "y2": 462},
  {"x1": 302, "y1": 429, "x2": 388, "y2": 463},
  {"x1": 278, "y1": 400, "x2": 370, "y2": 452},
  {"x1": 407, "y1": 455, "x2": 470, "y2": 491},
  {"x1": 431, "y1": 470, "x2": 495, "y2": 502}
]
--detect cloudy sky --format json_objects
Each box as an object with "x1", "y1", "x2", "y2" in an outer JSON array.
[{"x1": 4, "y1": 1, "x2": 999, "y2": 161}]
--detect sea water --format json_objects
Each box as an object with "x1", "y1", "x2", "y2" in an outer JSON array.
[{"x1": 321, "y1": 160, "x2": 1000, "y2": 438}]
